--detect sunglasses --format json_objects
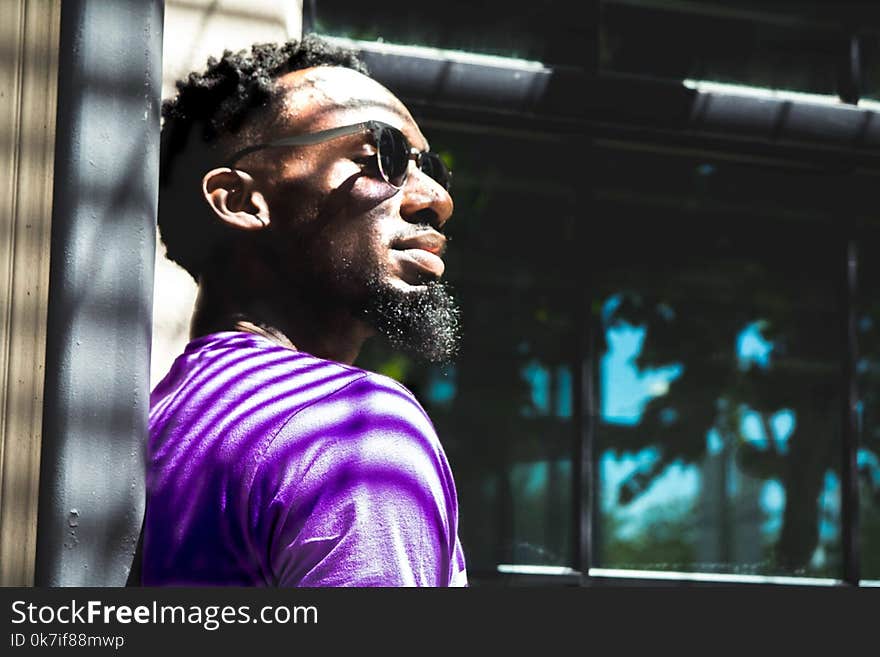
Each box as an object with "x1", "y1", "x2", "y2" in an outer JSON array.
[{"x1": 224, "y1": 120, "x2": 452, "y2": 191}]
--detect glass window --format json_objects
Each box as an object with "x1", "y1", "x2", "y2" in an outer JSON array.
[
  {"x1": 345, "y1": 9, "x2": 880, "y2": 581},
  {"x1": 856, "y1": 232, "x2": 880, "y2": 582},
  {"x1": 590, "y1": 146, "x2": 846, "y2": 578}
]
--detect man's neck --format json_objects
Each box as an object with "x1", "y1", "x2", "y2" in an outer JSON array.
[
  {"x1": 189, "y1": 278, "x2": 371, "y2": 365},
  {"x1": 226, "y1": 320, "x2": 297, "y2": 350}
]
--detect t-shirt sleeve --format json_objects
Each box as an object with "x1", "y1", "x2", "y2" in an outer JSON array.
[{"x1": 253, "y1": 374, "x2": 466, "y2": 587}]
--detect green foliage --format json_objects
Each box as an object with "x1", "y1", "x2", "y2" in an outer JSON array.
[{"x1": 600, "y1": 502, "x2": 698, "y2": 571}]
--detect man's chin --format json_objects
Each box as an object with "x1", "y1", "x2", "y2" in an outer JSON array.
[{"x1": 359, "y1": 277, "x2": 461, "y2": 364}]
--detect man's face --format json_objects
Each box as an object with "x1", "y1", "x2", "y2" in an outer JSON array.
[{"x1": 241, "y1": 66, "x2": 460, "y2": 362}]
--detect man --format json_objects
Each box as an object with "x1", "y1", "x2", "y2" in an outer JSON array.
[{"x1": 144, "y1": 36, "x2": 467, "y2": 586}]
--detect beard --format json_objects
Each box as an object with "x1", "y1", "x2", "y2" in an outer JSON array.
[
  {"x1": 358, "y1": 271, "x2": 461, "y2": 364},
  {"x1": 262, "y1": 225, "x2": 461, "y2": 363}
]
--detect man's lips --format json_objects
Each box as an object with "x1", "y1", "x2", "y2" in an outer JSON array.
[
  {"x1": 390, "y1": 231, "x2": 447, "y2": 280},
  {"x1": 394, "y1": 248, "x2": 445, "y2": 279},
  {"x1": 391, "y1": 231, "x2": 446, "y2": 255}
]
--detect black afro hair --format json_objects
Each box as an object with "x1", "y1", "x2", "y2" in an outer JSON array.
[{"x1": 158, "y1": 34, "x2": 368, "y2": 281}]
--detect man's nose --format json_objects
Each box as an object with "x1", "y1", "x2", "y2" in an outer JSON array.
[{"x1": 399, "y1": 169, "x2": 454, "y2": 230}]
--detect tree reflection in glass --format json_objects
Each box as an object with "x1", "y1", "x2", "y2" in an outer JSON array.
[
  {"x1": 855, "y1": 240, "x2": 880, "y2": 581},
  {"x1": 595, "y1": 224, "x2": 844, "y2": 577}
]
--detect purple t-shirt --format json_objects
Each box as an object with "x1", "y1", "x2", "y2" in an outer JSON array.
[{"x1": 144, "y1": 331, "x2": 467, "y2": 586}]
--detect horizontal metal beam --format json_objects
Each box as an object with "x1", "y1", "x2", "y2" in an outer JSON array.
[
  {"x1": 333, "y1": 38, "x2": 880, "y2": 169},
  {"x1": 602, "y1": 0, "x2": 851, "y2": 31}
]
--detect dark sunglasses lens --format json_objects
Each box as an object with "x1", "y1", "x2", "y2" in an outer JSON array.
[
  {"x1": 419, "y1": 153, "x2": 451, "y2": 191},
  {"x1": 377, "y1": 126, "x2": 409, "y2": 186}
]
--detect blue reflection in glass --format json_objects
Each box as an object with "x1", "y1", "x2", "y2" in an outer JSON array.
[
  {"x1": 759, "y1": 479, "x2": 785, "y2": 537},
  {"x1": 425, "y1": 365, "x2": 457, "y2": 406},
  {"x1": 600, "y1": 307, "x2": 695, "y2": 543},
  {"x1": 738, "y1": 407, "x2": 795, "y2": 455},
  {"x1": 706, "y1": 428, "x2": 724, "y2": 455},
  {"x1": 510, "y1": 460, "x2": 549, "y2": 497},
  {"x1": 771, "y1": 410, "x2": 795, "y2": 455},
  {"x1": 742, "y1": 410, "x2": 769, "y2": 449},
  {"x1": 521, "y1": 359, "x2": 551, "y2": 415},
  {"x1": 819, "y1": 471, "x2": 840, "y2": 544},
  {"x1": 599, "y1": 305, "x2": 823, "y2": 568},
  {"x1": 858, "y1": 448, "x2": 880, "y2": 487},
  {"x1": 519, "y1": 360, "x2": 573, "y2": 418},
  {"x1": 556, "y1": 366, "x2": 572, "y2": 418},
  {"x1": 601, "y1": 451, "x2": 699, "y2": 540},
  {"x1": 601, "y1": 321, "x2": 683, "y2": 425},
  {"x1": 736, "y1": 321, "x2": 773, "y2": 370}
]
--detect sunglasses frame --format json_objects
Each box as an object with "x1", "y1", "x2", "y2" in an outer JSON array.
[{"x1": 223, "y1": 120, "x2": 451, "y2": 191}]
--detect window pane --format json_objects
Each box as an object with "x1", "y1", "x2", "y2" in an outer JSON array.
[
  {"x1": 591, "y1": 146, "x2": 845, "y2": 578},
  {"x1": 856, "y1": 235, "x2": 880, "y2": 582},
  {"x1": 356, "y1": 128, "x2": 578, "y2": 579}
]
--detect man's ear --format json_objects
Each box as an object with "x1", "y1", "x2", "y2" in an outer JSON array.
[{"x1": 202, "y1": 168, "x2": 271, "y2": 231}]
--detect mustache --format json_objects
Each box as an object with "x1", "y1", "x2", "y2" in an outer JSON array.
[{"x1": 391, "y1": 223, "x2": 442, "y2": 239}]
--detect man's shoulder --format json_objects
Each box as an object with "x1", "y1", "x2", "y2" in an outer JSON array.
[
  {"x1": 150, "y1": 332, "x2": 371, "y2": 416},
  {"x1": 262, "y1": 369, "x2": 443, "y2": 479},
  {"x1": 262, "y1": 369, "x2": 454, "y2": 530},
  {"x1": 304, "y1": 370, "x2": 435, "y2": 438},
  {"x1": 341, "y1": 370, "x2": 428, "y2": 413}
]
